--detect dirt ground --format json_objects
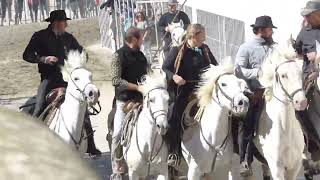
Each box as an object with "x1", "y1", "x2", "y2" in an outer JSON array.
[
  {"x1": 0, "y1": 18, "x2": 115, "y2": 179},
  {"x1": 0, "y1": 18, "x2": 112, "y2": 99}
]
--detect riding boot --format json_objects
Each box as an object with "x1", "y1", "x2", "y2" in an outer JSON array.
[{"x1": 84, "y1": 113, "x2": 101, "y2": 156}]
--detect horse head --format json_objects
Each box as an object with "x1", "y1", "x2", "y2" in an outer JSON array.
[
  {"x1": 62, "y1": 50, "x2": 100, "y2": 106},
  {"x1": 259, "y1": 38, "x2": 307, "y2": 111},
  {"x1": 138, "y1": 70, "x2": 169, "y2": 135},
  {"x1": 169, "y1": 20, "x2": 186, "y2": 47},
  {"x1": 197, "y1": 57, "x2": 250, "y2": 116}
]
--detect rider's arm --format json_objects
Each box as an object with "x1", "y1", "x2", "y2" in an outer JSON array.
[
  {"x1": 69, "y1": 34, "x2": 84, "y2": 52},
  {"x1": 23, "y1": 32, "x2": 46, "y2": 64},
  {"x1": 158, "y1": 14, "x2": 167, "y2": 35},
  {"x1": 180, "y1": 11, "x2": 191, "y2": 30},
  {"x1": 162, "y1": 47, "x2": 179, "y2": 81},
  {"x1": 235, "y1": 45, "x2": 260, "y2": 80},
  {"x1": 206, "y1": 45, "x2": 218, "y2": 66},
  {"x1": 111, "y1": 53, "x2": 139, "y2": 91}
]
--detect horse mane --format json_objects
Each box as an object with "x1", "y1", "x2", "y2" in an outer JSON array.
[
  {"x1": 196, "y1": 57, "x2": 234, "y2": 107},
  {"x1": 138, "y1": 69, "x2": 167, "y2": 95},
  {"x1": 61, "y1": 50, "x2": 88, "y2": 81},
  {"x1": 259, "y1": 44, "x2": 299, "y2": 101}
]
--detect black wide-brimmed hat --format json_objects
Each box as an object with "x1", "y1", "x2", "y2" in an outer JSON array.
[
  {"x1": 301, "y1": 0, "x2": 320, "y2": 16},
  {"x1": 168, "y1": 0, "x2": 179, "y2": 5},
  {"x1": 45, "y1": 10, "x2": 71, "y2": 22},
  {"x1": 250, "y1": 16, "x2": 277, "y2": 29}
]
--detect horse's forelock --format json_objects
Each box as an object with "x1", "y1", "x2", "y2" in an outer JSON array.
[
  {"x1": 61, "y1": 50, "x2": 87, "y2": 82},
  {"x1": 139, "y1": 72, "x2": 167, "y2": 95}
]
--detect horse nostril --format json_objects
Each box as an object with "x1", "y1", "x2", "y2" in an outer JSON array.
[
  {"x1": 295, "y1": 100, "x2": 298, "y2": 104},
  {"x1": 238, "y1": 100, "x2": 244, "y2": 106},
  {"x1": 89, "y1": 91, "x2": 93, "y2": 97},
  {"x1": 157, "y1": 125, "x2": 161, "y2": 129}
]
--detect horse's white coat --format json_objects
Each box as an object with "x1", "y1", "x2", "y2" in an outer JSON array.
[
  {"x1": 125, "y1": 70, "x2": 170, "y2": 180},
  {"x1": 181, "y1": 61, "x2": 250, "y2": 180},
  {"x1": 49, "y1": 51, "x2": 100, "y2": 153},
  {"x1": 253, "y1": 44, "x2": 307, "y2": 180}
]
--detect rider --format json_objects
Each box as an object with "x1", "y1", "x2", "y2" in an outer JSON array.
[
  {"x1": 235, "y1": 15, "x2": 277, "y2": 177},
  {"x1": 23, "y1": 10, "x2": 101, "y2": 156},
  {"x1": 295, "y1": 0, "x2": 320, "y2": 176},
  {"x1": 110, "y1": 27, "x2": 149, "y2": 177},
  {"x1": 158, "y1": 0, "x2": 190, "y2": 59},
  {"x1": 162, "y1": 24, "x2": 218, "y2": 167}
]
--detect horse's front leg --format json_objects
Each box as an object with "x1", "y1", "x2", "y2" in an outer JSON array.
[
  {"x1": 268, "y1": 161, "x2": 285, "y2": 180},
  {"x1": 188, "y1": 160, "x2": 202, "y2": 180},
  {"x1": 128, "y1": 170, "x2": 139, "y2": 180}
]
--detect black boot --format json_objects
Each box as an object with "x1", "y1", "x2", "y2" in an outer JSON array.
[{"x1": 85, "y1": 113, "x2": 101, "y2": 157}]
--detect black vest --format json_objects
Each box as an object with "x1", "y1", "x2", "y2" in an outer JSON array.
[{"x1": 115, "y1": 45, "x2": 148, "y2": 101}]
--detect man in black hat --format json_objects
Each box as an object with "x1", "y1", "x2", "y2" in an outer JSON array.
[
  {"x1": 158, "y1": 0, "x2": 190, "y2": 59},
  {"x1": 235, "y1": 15, "x2": 276, "y2": 177},
  {"x1": 23, "y1": 10, "x2": 101, "y2": 156},
  {"x1": 295, "y1": 0, "x2": 320, "y2": 178}
]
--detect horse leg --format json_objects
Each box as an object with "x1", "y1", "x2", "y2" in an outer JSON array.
[
  {"x1": 7, "y1": 0, "x2": 12, "y2": 22},
  {"x1": 128, "y1": 170, "x2": 139, "y2": 180},
  {"x1": 188, "y1": 160, "x2": 202, "y2": 180},
  {"x1": 267, "y1": 162, "x2": 285, "y2": 180},
  {"x1": 262, "y1": 164, "x2": 271, "y2": 180},
  {"x1": 286, "y1": 161, "x2": 302, "y2": 180}
]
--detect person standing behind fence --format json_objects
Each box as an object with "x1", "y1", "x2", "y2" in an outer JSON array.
[
  {"x1": 135, "y1": 12, "x2": 152, "y2": 64},
  {"x1": 1, "y1": 0, "x2": 13, "y2": 26},
  {"x1": 158, "y1": 0, "x2": 190, "y2": 59}
]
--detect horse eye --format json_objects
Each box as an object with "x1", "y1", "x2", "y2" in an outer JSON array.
[
  {"x1": 74, "y1": 77, "x2": 79, "y2": 81},
  {"x1": 221, "y1": 83, "x2": 227, "y2": 87},
  {"x1": 281, "y1": 74, "x2": 287, "y2": 78},
  {"x1": 150, "y1": 98, "x2": 155, "y2": 103}
]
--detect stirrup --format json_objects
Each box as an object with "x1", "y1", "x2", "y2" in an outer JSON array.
[
  {"x1": 167, "y1": 154, "x2": 180, "y2": 167},
  {"x1": 110, "y1": 173, "x2": 123, "y2": 180}
]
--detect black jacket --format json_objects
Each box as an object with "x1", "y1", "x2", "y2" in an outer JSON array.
[
  {"x1": 162, "y1": 44, "x2": 217, "y2": 95},
  {"x1": 295, "y1": 26, "x2": 320, "y2": 74},
  {"x1": 158, "y1": 11, "x2": 190, "y2": 38},
  {"x1": 23, "y1": 25, "x2": 83, "y2": 81},
  {"x1": 115, "y1": 45, "x2": 148, "y2": 101}
]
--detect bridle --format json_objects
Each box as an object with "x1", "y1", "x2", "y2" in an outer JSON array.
[
  {"x1": 143, "y1": 87, "x2": 168, "y2": 124},
  {"x1": 213, "y1": 72, "x2": 237, "y2": 108},
  {"x1": 273, "y1": 60, "x2": 304, "y2": 103},
  {"x1": 56, "y1": 67, "x2": 101, "y2": 150}
]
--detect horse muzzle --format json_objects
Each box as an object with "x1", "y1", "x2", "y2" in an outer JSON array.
[
  {"x1": 232, "y1": 94, "x2": 250, "y2": 116},
  {"x1": 84, "y1": 84, "x2": 100, "y2": 105},
  {"x1": 292, "y1": 91, "x2": 307, "y2": 111},
  {"x1": 156, "y1": 119, "x2": 169, "y2": 135}
]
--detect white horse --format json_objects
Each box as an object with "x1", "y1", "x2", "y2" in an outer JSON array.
[
  {"x1": 181, "y1": 60, "x2": 250, "y2": 180},
  {"x1": 125, "y1": 70, "x2": 170, "y2": 180},
  {"x1": 158, "y1": 20, "x2": 186, "y2": 66},
  {"x1": 49, "y1": 51, "x2": 100, "y2": 153},
  {"x1": 253, "y1": 44, "x2": 308, "y2": 180}
]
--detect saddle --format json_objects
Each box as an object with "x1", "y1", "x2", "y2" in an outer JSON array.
[
  {"x1": 40, "y1": 88, "x2": 66, "y2": 125},
  {"x1": 120, "y1": 101, "x2": 142, "y2": 147}
]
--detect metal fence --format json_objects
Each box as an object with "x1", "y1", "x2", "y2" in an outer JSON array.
[
  {"x1": 184, "y1": 6, "x2": 245, "y2": 62},
  {"x1": 0, "y1": 0, "x2": 99, "y2": 26},
  {"x1": 98, "y1": 0, "x2": 245, "y2": 62}
]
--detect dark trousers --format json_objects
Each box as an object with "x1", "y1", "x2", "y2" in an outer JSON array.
[
  {"x1": 84, "y1": 112, "x2": 98, "y2": 151},
  {"x1": 33, "y1": 77, "x2": 67, "y2": 118},
  {"x1": 239, "y1": 90, "x2": 265, "y2": 164},
  {"x1": 163, "y1": 37, "x2": 172, "y2": 60},
  {"x1": 33, "y1": 79, "x2": 51, "y2": 117},
  {"x1": 166, "y1": 88, "x2": 190, "y2": 156}
]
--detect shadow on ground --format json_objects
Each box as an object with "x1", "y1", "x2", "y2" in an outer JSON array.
[{"x1": 84, "y1": 152, "x2": 112, "y2": 180}]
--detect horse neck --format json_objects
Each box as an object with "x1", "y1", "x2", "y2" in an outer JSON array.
[
  {"x1": 136, "y1": 107, "x2": 162, "y2": 148},
  {"x1": 268, "y1": 84, "x2": 297, "y2": 132},
  {"x1": 201, "y1": 100, "x2": 231, "y2": 146},
  {"x1": 60, "y1": 88, "x2": 87, "y2": 139}
]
